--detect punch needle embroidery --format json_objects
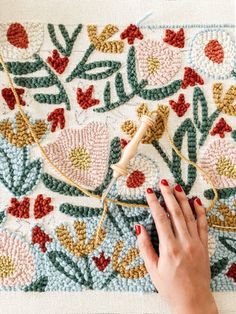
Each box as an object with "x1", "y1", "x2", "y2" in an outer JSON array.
[{"x1": 0, "y1": 21, "x2": 235, "y2": 293}]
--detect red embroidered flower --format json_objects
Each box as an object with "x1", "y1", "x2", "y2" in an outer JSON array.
[
  {"x1": 169, "y1": 94, "x2": 190, "y2": 117},
  {"x1": 120, "y1": 138, "x2": 129, "y2": 149},
  {"x1": 163, "y1": 28, "x2": 185, "y2": 48},
  {"x1": 92, "y1": 251, "x2": 111, "y2": 272},
  {"x1": 47, "y1": 108, "x2": 65, "y2": 132},
  {"x1": 181, "y1": 67, "x2": 204, "y2": 89},
  {"x1": 47, "y1": 49, "x2": 69, "y2": 74},
  {"x1": 120, "y1": 24, "x2": 143, "y2": 45},
  {"x1": 7, "y1": 197, "x2": 30, "y2": 218},
  {"x1": 210, "y1": 118, "x2": 232, "y2": 138},
  {"x1": 1, "y1": 88, "x2": 25, "y2": 110},
  {"x1": 7, "y1": 23, "x2": 29, "y2": 49},
  {"x1": 226, "y1": 263, "x2": 236, "y2": 282},
  {"x1": 126, "y1": 170, "x2": 145, "y2": 188},
  {"x1": 76, "y1": 85, "x2": 100, "y2": 109},
  {"x1": 34, "y1": 194, "x2": 54, "y2": 219},
  {"x1": 32, "y1": 226, "x2": 53, "y2": 253}
]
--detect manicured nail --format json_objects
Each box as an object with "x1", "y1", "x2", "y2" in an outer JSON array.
[
  {"x1": 146, "y1": 187, "x2": 153, "y2": 194},
  {"x1": 174, "y1": 184, "x2": 182, "y2": 192},
  {"x1": 161, "y1": 179, "x2": 169, "y2": 186},
  {"x1": 135, "y1": 225, "x2": 141, "y2": 235},
  {"x1": 196, "y1": 198, "x2": 202, "y2": 206}
]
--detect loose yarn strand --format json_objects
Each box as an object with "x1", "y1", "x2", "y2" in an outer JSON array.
[{"x1": 1, "y1": 53, "x2": 234, "y2": 234}]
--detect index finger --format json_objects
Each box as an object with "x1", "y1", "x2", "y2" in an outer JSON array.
[{"x1": 146, "y1": 187, "x2": 175, "y2": 242}]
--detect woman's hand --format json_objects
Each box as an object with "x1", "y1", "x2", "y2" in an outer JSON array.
[{"x1": 135, "y1": 179, "x2": 218, "y2": 314}]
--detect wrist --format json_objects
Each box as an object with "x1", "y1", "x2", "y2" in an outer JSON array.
[{"x1": 170, "y1": 290, "x2": 218, "y2": 314}]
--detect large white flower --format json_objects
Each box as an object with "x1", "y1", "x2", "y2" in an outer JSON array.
[
  {"x1": 189, "y1": 30, "x2": 235, "y2": 79},
  {"x1": 116, "y1": 153, "x2": 159, "y2": 200},
  {"x1": 0, "y1": 22, "x2": 43, "y2": 59},
  {"x1": 137, "y1": 40, "x2": 181, "y2": 86},
  {"x1": 0, "y1": 230, "x2": 35, "y2": 287}
]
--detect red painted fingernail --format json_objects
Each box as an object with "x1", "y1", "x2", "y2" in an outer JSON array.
[
  {"x1": 196, "y1": 198, "x2": 202, "y2": 206},
  {"x1": 175, "y1": 184, "x2": 182, "y2": 192},
  {"x1": 146, "y1": 187, "x2": 153, "y2": 194},
  {"x1": 135, "y1": 225, "x2": 141, "y2": 235},
  {"x1": 161, "y1": 179, "x2": 169, "y2": 186}
]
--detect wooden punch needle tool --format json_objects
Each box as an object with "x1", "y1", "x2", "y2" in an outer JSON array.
[{"x1": 101, "y1": 115, "x2": 155, "y2": 204}]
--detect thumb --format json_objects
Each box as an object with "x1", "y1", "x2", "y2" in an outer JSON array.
[{"x1": 135, "y1": 224, "x2": 159, "y2": 278}]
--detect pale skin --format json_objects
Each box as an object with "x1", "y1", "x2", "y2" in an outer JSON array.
[{"x1": 135, "y1": 179, "x2": 219, "y2": 314}]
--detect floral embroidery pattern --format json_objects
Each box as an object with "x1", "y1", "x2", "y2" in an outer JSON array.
[{"x1": 0, "y1": 22, "x2": 235, "y2": 293}]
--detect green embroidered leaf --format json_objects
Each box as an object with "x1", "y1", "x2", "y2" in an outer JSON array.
[
  {"x1": 11, "y1": 55, "x2": 70, "y2": 110},
  {"x1": 24, "y1": 276, "x2": 48, "y2": 292},
  {"x1": 0, "y1": 138, "x2": 42, "y2": 197},
  {"x1": 0, "y1": 58, "x2": 44, "y2": 75},
  {"x1": 219, "y1": 237, "x2": 236, "y2": 254},
  {"x1": 66, "y1": 58, "x2": 122, "y2": 82},
  {"x1": 172, "y1": 118, "x2": 197, "y2": 194},
  {"x1": 204, "y1": 188, "x2": 236, "y2": 200},
  {"x1": 47, "y1": 251, "x2": 86, "y2": 285},
  {"x1": 0, "y1": 210, "x2": 6, "y2": 225},
  {"x1": 59, "y1": 203, "x2": 101, "y2": 218},
  {"x1": 138, "y1": 80, "x2": 182, "y2": 101},
  {"x1": 94, "y1": 137, "x2": 122, "y2": 194},
  {"x1": 211, "y1": 258, "x2": 229, "y2": 279},
  {"x1": 48, "y1": 24, "x2": 82, "y2": 56},
  {"x1": 192, "y1": 87, "x2": 220, "y2": 146},
  {"x1": 41, "y1": 173, "x2": 84, "y2": 196},
  {"x1": 232, "y1": 130, "x2": 236, "y2": 142}
]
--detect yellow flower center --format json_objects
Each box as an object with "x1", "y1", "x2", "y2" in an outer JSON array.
[
  {"x1": 147, "y1": 56, "x2": 160, "y2": 75},
  {"x1": 69, "y1": 147, "x2": 91, "y2": 170},
  {"x1": 216, "y1": 156, "x2": 236, "y2": 179},
  {"x1": 0, "y1": 256, "x2": 15, "y2": 278}
]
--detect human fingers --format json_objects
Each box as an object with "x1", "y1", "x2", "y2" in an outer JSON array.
[
  {"x1": 173, "y1": 184, "x2": 198, "y2": 238},
  {"x1": 145, "y1": 187, "x2": 175, "y2": 243}
]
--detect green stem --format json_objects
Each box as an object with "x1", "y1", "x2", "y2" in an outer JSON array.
[
  {"x1": 199, "y1": 109, "x2": 220, "y2": 146},
  {"x1": 152, "y1": 141, "x2": 172, "y2": 170}
]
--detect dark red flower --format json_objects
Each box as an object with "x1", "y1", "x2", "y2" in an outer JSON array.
[
  {"x1": 7, "y1": 197, "x2": 30, "y2": 218},
  {"x1": 169, "y1": 94, "x2": 190, "y2": 117},
  {"x1": 92, "y1": 251, "x2": 111, "y2": 272},
  {"x1": 2, "y1": 88, "x2": 25, "y2": 110},
  {"x1": 32, "y1": 226, "x2": 53, "y2": 253},
  {"x1": 181, "y1": 67, "x2": 204, "y2": 89},
  {"x1": 226, "y1": 263, "x2": 236, "y2": 282},
  {"x1": 163, "y1": 28, "x2": 185, "y2": 48},
  {"x1": 47, "y1": 108, "x2": 65, "y2": 132},
  {"x1": 34, "y1": 194, "x2": 54, "y2": 219},
  {"x1": 47, "y1": 49, "x2": 69, "y2": 74},
  {"x1": 210, "y1": 118, "x2": 232, "y2": 138},
  {"x1": 120, "y1": 24, "x2": 143, "y2": 45},
  {"x1": 76, "y1": 85, "x2": 100, "y2": 109}
]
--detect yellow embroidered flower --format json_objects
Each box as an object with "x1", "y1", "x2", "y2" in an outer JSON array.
[
  {"x1": 213, "y1": 83, "x2": 236, "y2": 116},
  {"x1": 112, "y1": 241, "x2": 147, "y2": 279},
  {"x1": 208, "y1": 201, "x2": 236, "y2": 232},
  {"x1": 0, "y1": 112, "x2": 47, "y2": 147},
  {"x1": 87, "y1": 24, "x2": 124, "y2": 53},
  {"x1": 56, "y1": 221, "x2": 106, "y2": 257},
  {"x1": 121, "y1": 103, "x2": 169, "y2": 144}
]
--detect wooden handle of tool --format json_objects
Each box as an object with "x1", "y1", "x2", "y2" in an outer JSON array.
[{"x1": 111, "y1": 115, "x2": 155, "y2": 178}]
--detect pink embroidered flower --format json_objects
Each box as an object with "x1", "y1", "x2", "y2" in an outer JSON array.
[
  {"x1": 0, "y1": 22, "x2": 43, "y2": 59},
  {"x1": 0, "y1": 230, "x2": 35, "y2": 287},
  {"x1": 200, "y1": 139, "x2": 236, "y2": 188},
  {"x1": 136, "y1": 40, "x2": 181, "y2": 86},
  {"x1": 116, "y1": 153, "x2": 159, "y2": 200},
  {"x1": 44, "y1": 122, "x2": 109, "y2": 189}
]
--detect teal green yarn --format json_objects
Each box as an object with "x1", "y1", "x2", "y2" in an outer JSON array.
[
  {"x1": 204, "y1": 188, "x2": 236, "y2": 200},
  {"x1": 24, "y1": 276, "x2": 48, "y2": 292},
  {"x1": 0, "y1": 137, "x2": 42, "y2": 197}
]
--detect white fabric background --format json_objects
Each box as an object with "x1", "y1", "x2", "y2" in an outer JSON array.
[{"x1": 0, "y1": 0, "x2": 235, "y2": 313}]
